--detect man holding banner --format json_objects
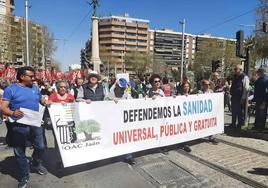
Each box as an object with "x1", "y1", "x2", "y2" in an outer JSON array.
[
  {"x1": 82, "y1": 71, "x2": 104, "y2": 102},
  {"x1": 1, "y1": 67, "x2": 49, "y2": 188}
]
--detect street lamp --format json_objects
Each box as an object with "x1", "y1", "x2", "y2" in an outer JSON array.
[
  {"x1": 179, "y1": 19, "x2": 186, "y2": 82},
  {"x1": 25, "y1": 0, "x2": 30, "y2": 66},
  {"x1": 121, "y1": 51, "x2": 125, "y2": 73}
]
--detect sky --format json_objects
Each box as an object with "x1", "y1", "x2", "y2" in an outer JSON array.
[{"x1": 14, "y1": 0, "x2": 259, "y2": 71}]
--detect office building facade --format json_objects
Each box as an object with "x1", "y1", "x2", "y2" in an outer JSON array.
[{"x1": 150, "y1": 29, "x2": 196, "y2": 69}]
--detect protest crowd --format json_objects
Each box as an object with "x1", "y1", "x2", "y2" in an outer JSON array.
[{"x1": 0, "y1": 64, "x2": 267, "y2": 188}]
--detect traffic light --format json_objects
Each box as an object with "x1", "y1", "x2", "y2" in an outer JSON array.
[
  {"x1": 236, "y1": 30, "x2": 244, "y2": 57},
  {"x1": 263, "y1": 22, "x2": 268, "y2": 33},
  {"x1": 212, "y1": 60, "x2": 221, "y2": 72}
]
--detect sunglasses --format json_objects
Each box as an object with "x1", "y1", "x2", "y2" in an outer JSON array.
[
  {"x1": 24, "y1": 74, "x2": 34, "y2": 78},
  {"x1": 154, "y1": 80, "x2": 161, "y2": 83}
]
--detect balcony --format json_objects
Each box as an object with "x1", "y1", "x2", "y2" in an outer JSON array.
[
  {"x1": 111, "y1": 46, "x2": 125, "y2": 51},
  {"x1": 137, "y1": 42, "x2": 147, "y2": 47},
  {"x1": 137, "y1": 30, "x2": 148, "y2": 34},
  {"x1": 125, "y1": 35, "x2": 136, "y2": 40},
  {"x1": 137, "y1": 24, "x2": 148, "y2": 29},
  {"x1": 111, "y1": 33, "x2": 125, "y2": 38},
  {"x1": 137, "y1": 36, "x2": 147, "y2": 40},
  {"x1": 99, "y1": 27, "x2": 112, "y2": 32},
  {"x1": 111, "y1": 27, "x2": 125, "y2": 32},
  {"x1": 126, "y1": 22, "x2": 137, "y2": 27},
  {"x1": 137, "y1": 48, "x2": 147, "y2": 52},
  {"x1": 99, "y1": 21, "x2": 125, "y2": 26},
  {"x1": 99, "y1": 33, "x2": 112, "y2": 38},
  {"x1": 125, "y1": 41, "x2": 137, "y2": 45},
  {"x1": 126, "y1": 29, "x2": 136, "y2": 34}
]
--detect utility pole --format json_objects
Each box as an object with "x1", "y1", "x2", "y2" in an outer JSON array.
[
  {"x1": 180, "y1": 19, "x2": 185, "y2": 82},
  {"x1": 25, "y1": 0, "x2": 30, "y2": 66},
  {"x1": 121, "y1": 51, "x2": 125, "y2": 73}
]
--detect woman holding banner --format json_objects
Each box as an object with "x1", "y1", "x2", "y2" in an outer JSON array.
[
  {"x1": 197, "y1": 79, "x2": 218, "y2": 144},
  {"x1": 146, "y1": 74, "x2": 165, "y2": 98},
  {"x1": 48, "y1": 81, "x2": 75, "y2": 170},
  {"x1": 146, "y1": 74, "x2": 171, "y2": 154},
  {"x1": 107, "y1": 78, "x2": 136, "y2": 165},
  {"x1": 48, "y1": 81, "x2": 75, "y2": 103},
  {"x1": 176, "y1": 81, "x2": 192, "y2": 152}
]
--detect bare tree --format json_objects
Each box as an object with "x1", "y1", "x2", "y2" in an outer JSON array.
[{"x1": 42, "y1": 26, "x2": 57, "y2": 59}]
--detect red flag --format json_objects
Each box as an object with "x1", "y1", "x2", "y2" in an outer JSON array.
[
  {"x1": 71, "y1": 71, "x2": 77, "y2": 84},
  {"x1": 45, "y1": 69, "x2": 52, "y2": 81},
  {"x1": 77, "y1": 70, "x2": 82, "y2": 79},
  {"x1": 35, "y1": 70, "x2": 42, "y2": 80},
  {"x1": 64, "y1": 72, "x2": 70, "y2": 81},
  {"x1": 0, "y1": 64, "x2": 5, "y2": 78},
  {"x1": 51, "y1": 68, "x2": 57, "y2": 81},
  {"x1": 56, "y1": 72, "x2": 63, "y2": 80},
  {"x1": 40, "y1": 70, "x2": 46, "y2": 80},
  {"x1": 4, "y1": 66, "x2": 16, "y2": 81}
]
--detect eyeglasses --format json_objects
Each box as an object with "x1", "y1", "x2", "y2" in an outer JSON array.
[
  {"x1": 24, "y1": 74, "x2": 34, "y2": 78},
  {"x1": 154, "y1": 80, "x2": 161, "y2": 83},
  {"x1": 59, "y1": 86, "x2": 67, "y2": 88}
]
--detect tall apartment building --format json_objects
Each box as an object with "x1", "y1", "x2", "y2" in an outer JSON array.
[
  {"x1": 0, "y1": 0, "x2": 14, "y2": 15},
  {"x1": 0, "y1": 1, "x2": 44, "y2": 68},
  {"x1": 150, "y1": 29, "x2": 196, "y2": 69},
  {"x1": 0, "y1": 0, "x2": 15, "y2": 64},
  {"x1": 83, "y1": 14, "x2": 150, "y2": 72},
  {"x1": 8, "y1": 16, "x2": 44, "y2": 67}
]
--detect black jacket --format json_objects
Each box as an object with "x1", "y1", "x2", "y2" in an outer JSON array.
[
  {"x1": 83, "y1": 83, "x2": 104, "y2": 101},
  {"x1": 230, "y1": 73, "x2": 245, "y2": 99},
  {"x1": 254, "y1": 75, "x2": 268, "y2": 103}
]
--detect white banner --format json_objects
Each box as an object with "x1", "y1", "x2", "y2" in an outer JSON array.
[{"x1": 48, "y1": 93, "x2": 224, "y2": 167}]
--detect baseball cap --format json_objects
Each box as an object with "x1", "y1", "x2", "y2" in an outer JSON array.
[{"x1": 118, "y1": 78, "x2": 128, "y2": 88}]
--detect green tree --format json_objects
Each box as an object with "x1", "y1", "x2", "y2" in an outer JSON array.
[
  {"x1": 222, "y1": 40, "x2": 241, "y2": 77},
  {"x1": 75, "y1": 119, "x2": 101, "y2": 141},
  {"x1": 193, "y1": 39, "x2": 224, "y2": 71},
  {"x1": 99, "y1": 46, "x2": 117, "y2": 75},
  {"x1": 194, "y1": 38, "x2": 240, "y2": 79},
  {"x1": 124, "y1": 51, "x2": 154, "y2": 77},
  {"x1": 255, "y1": 0, "x2": 268, "y2": 58}
]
